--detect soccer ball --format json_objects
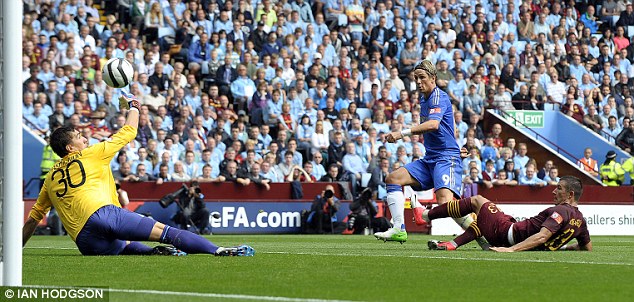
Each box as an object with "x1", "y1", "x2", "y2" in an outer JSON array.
[{"x1": 102, "y1": 58, "x2": 134, "y2": 88}]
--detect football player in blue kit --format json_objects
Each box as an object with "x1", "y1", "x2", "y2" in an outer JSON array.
[{"x1": 374, "y1": 60, "x2": 488, "y2": 250}]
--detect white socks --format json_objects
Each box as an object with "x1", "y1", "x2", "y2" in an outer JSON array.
[{"x1": 387, "y1": 190, "x2": 405, "y2": 231}]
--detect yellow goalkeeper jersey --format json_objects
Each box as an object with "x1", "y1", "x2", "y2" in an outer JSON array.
[{"x1": 29, "y1": 125, "x2": 137, "y2": 241}]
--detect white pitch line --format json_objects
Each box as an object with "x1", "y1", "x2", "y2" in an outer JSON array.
[
  {"x1": 21, "y1": 285, "x2": 359, "y2": 302},
  {"x1": 262, "y1": 251, "x2": 634, "y2": 266},
  {"x1": 25, "y1": 247, "x2": 634, "y2": 266},
  {"x1": 27, "y1": 247, "x2": 77, "y2": 250}
]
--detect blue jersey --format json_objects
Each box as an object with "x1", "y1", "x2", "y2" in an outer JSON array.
[{"x1": 419, "y1": 87, "x2": 460, "y2": 159}]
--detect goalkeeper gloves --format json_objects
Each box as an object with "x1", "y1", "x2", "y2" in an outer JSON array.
[{"x1": 119, "y1": 91, "x2": 141, "y2": 110}]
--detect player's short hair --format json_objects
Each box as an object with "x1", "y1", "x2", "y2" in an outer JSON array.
[
  {"x1": 414, "y1": 60, "x2": 437, "y2": 78},
  {"x1": 50, "y1": 126, "x2": 77, "y2": 158},
  {"x1": 560, "y1": 176, "x2": 583, "y2": 201}
]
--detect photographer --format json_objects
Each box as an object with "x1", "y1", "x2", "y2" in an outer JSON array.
[
  {"x1": 306, "y1": 185, "x2": 343, "y2": 234},
  {"x1": 347, "y1": 188, "x2": 391, "y2": 234},
  {"x1": 166, "y1": 181, "x2": 212, "y2": 234}
]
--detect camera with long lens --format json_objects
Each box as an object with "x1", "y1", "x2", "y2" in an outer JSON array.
[
  {"x1": 159, "y1": 184, "x2": 189, "y2": 208},
  {"x1": 324, "y1": 189, "x2": 334, "y2": 199},
  {"x1": 159, "y1": 182, "x2": 204, "y2": 208}
]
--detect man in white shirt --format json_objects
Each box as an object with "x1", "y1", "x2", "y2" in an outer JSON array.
[
  {"x1": 437, "y1": 21, "x2": 457, "y2": 48},
  {"x1": 361, "y1": 69, "x2": 381, "y2": 94},
  {"x1": 545, "y1": 70, "x2": 566, "y2": 110}
]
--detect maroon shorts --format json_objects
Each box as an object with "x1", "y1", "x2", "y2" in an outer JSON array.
[{"x1": 477, "y1": 202, "x2": 517, "y2": 247}]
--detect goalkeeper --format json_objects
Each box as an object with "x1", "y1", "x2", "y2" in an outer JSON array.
[{"x1": 22, "y1": 93, "x2": 254, "y2": 256}]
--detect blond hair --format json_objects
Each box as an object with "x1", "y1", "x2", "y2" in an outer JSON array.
[{"x1": 415, "y1": 60, "x2": 437, "y2": 78}]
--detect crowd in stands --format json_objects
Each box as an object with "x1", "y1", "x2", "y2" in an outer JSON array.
[{"x1": 22, "y1": 0, "x2": 634, "y2": 196}]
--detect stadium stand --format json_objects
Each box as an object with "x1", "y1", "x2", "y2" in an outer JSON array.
[{"x1": 21, "y1": 0, "x2": 634, "y2": 204}]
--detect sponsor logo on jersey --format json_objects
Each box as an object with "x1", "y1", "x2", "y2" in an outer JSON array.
[
  {"x1": 551, "y1": 212, "x2": 563, "y2": 224},
  {"x1": 429, "y1": 108, "x2": 442, "y2": 114}
]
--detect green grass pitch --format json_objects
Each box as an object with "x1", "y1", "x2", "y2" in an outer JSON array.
[{"x1": 23, "y1": 235, "x2": 634, "y2": 301}]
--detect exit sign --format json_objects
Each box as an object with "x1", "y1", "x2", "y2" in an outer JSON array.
[{"x1": 505, "y1": 110, "x2": 544, "y2": 128}]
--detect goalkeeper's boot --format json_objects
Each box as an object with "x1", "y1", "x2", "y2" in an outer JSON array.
[
  {"x1": 410, "y1": 194, "x2": 430, "y2": 226},
  {"x1": 152, "y1": 245, "x2": 187, "y2": 256},
  {"x1": 215, "y1": 245, "x2": 255, "y2": 256},
  {"x1": 428, "y1": 240, "x2": 457, "y2": 251},
  {"x1": 374, "y1": 227, "x2": 407, "y2": 244}
]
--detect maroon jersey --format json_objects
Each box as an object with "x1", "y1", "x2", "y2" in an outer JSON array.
[{"x1": 513, "y1": 204, "x2": 591, "y2": 251}]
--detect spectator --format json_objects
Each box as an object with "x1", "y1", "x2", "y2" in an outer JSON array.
[
  {"x1": 466, "y1": 113, "x2": 485, "y2": 142},
  {"x1": 454, "y1": 110, "x2": 469, "y2": 140},
  {"x1": 342, "y1": 141, "x2": 367, "y2": 179},
  {"x1": 480, "y1": 136, "x2": 500, "y2": 164},
  {"x1": 134, "y1": 163, "x2": 154, "y2": 182},
  {"x1": 113, "y1": 161, "x2": 139, "y2": 182},
  {"x1": 171, "y1": 161, "x2": 191, "y2": 182},
  {"x1": 230, "y1": 64, "x2": 256, "y2": 107},
  {"x1": 545, "y1": 70, "x2": 566, "y2": 110},
  {"x1": 616, "y1": 120, "x2": 634, "y2": 154},
  {"x1": 492, "y1": 169, "x2": 518, "y2": 186},
  {"x1": 155, "y1": 163, "x2": 172, "y2": 184},
  {"x1": 604, "y1": 116, "x2": 622, "y2": 144},
  {"x1": 561, "y1": 94, "x2": 586, "y2": 123},
  {"x1": 580, "y1": 6, "x2": 599, "y2": 34},
  {"x1": 260, "y1": 160, "x2": 280, "y2": 183},
  {"x1": 296, "y1": 114, "x2": 314, "y2": 151},
  {"x1": 310, "y1": 120, "x2": 330, "y2": 156},
  {"x1": 537, "y1": 160, "x2": 554, "y2": 180},
  {"x1": 320, "y1": 163, "x2": 342, "y2": 182},
  {"x1": 617, "y1": 3, "x2": 634, "y2": 27},
  {"x1": 489, "y1": 123, "x2": 504, "y2": 149},
  {"x1": 462, "y1": 147, "x2": 482, "y2": 174},
  {"x1": 246, "y1": 163, "x2": 271, "y2": 190},
  {"x1": 519, "y1": 164, "x2": 547, "y2": 187},
  {"x1": 583, "y1": 105, "x2": 604, "y2": 133},
  {"x1": 286, "y1": 162, "x2": 314, "y2": 183},
  {"x1": 327, "y1": 131, "x2": 346, "y2": 166},
  {"x1": 25, "y1": 102, "x2": 49, "y2": 137},
  {"x1": 221, "y1": 160, "x2": 250, "y2": 186},
  {"x1": 24, "y1": 0, "x2": 634, "y2": 201},
  {"x1": 482, "y1": 160, "x2": 497, "y2": 182},
  {"x1": 463, "y1": 167, "x2": 492, "y2": 189},
  {"x1": 513, "y1": 143, "x2": 531, "y2": 176},
  {"x1": 543, "y1": 166, "x2": 561, "y2": 185},
  {"x1": 503, "y1": 159, "x2": 519, "y2": 182}
]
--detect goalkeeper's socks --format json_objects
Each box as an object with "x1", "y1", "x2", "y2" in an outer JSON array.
[
  {"x1": 120, "y1": 241, "x2": 154, "y2": 255},
  {"x1": 159, "y1": 225, "x2": 219, "y2": 254}
]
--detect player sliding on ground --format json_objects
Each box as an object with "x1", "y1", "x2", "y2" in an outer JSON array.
[
  {"x1": 412, "y1": 176, "x2": 592, "y2": 252},
  {"x1": 22, "y1": 93, "x2": 254, "y2": 257},
  {"x1": 374, "y1": 60, "x2": 488, "y2": 249}
]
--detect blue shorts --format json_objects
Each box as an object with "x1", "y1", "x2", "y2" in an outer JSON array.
[
  {"x1": 75, "y1": 205, "x2": 156, "y2": 255},
  {"x1": 404, "y1": 156, "x2": 463, "y2": 198}
]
